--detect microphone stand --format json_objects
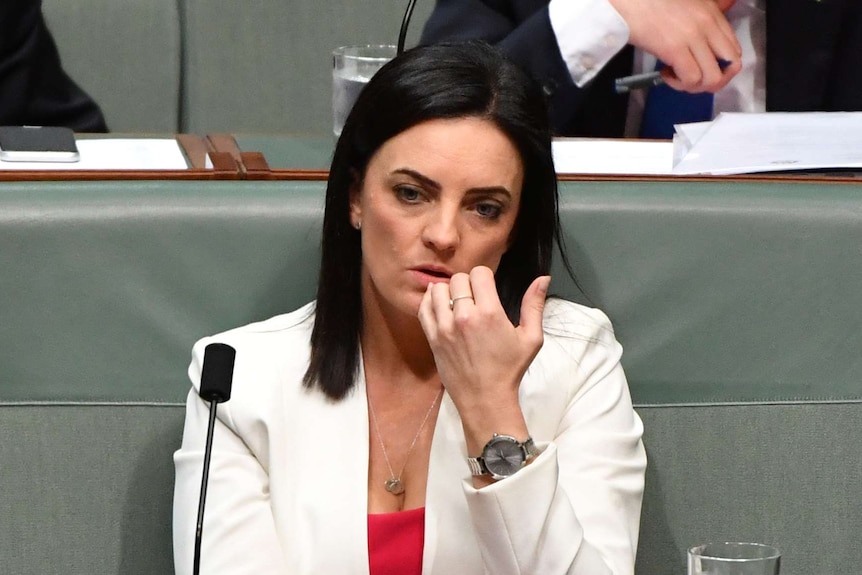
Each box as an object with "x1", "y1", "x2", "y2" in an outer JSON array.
[
  {"x1": 397, "y1": 0, "x2": 418, "y2": 55},
  {"x1": 193, "y1": 400, "x2": 220, "y2": 575}
]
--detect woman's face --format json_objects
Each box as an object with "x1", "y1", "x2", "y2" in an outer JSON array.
[{"x1": 350, "y1": 117, "x2": 524, "y2": 318}]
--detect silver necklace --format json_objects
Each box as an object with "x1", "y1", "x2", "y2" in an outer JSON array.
[{"x1": 367, "y1": 386, "x2": 443, "y2": 495}]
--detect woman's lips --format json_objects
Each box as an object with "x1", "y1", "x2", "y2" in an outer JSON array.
[{"x1": 410, "y1": 267, "x2": 452, "y2": 286}]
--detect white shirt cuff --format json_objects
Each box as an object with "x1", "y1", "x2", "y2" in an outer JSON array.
[{"x1": 548, "y1": 0, "x2": 630, "y2": 87}]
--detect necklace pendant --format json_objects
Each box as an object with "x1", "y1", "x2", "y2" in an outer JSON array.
[{"x1": 384, "y1": 477, "x2": 405, "y2": 495}]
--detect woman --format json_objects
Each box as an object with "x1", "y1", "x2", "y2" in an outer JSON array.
[{"x1": 174, "y1": 41, "x2": 645, "y2": 575}]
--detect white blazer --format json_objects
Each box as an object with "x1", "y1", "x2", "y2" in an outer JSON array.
[{"x1": 173, "y1": 299, "x2": 646, "y2": 575}]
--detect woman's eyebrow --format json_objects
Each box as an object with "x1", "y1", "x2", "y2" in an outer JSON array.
[
  {"x1": 392, "y1": 168, "x2": 440, "y2": 191},
  {"x1": 392, "y1": 168, "x2": 513, "y2": 199}
]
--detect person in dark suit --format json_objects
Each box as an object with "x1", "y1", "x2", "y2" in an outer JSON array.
[
  {"x1": 421, "y1": 0, "x2": 862, "y2": 137},
  {"x1": 766, "y1": 0, "x2": 862, "y2": 113},
  {"x1": 0, "y1": 0, "x2": 107, "y2": 132},
  {"x1": 421, "y1": 0, "x2": 741, "y2": 137}
]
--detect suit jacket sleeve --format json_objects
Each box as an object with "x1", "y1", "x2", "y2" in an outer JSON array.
[
  {"x1": 420, "y1": 0, "x2": 631, "y2": 136},
  {"x1": 173, "y1": 336, "x2": 288, "y2": 575},
  {"x1": 461, "y1": 304, "x2": 646, "y2": 575},
  {"x1": 420, "y1": 0, "x2": 587, "y2": 131}
]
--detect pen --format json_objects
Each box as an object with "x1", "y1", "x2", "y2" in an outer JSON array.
[
  {"x1": 614, "y1": 59, "x2": 733, "y2": 94},
  {"x1": 614, "y1": 71, "x2": 664, "y2": 94}
]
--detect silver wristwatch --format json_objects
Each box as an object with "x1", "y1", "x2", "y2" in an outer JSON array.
[{"x1": 467, "y1": 434, "x2": 539, "y2": 480}]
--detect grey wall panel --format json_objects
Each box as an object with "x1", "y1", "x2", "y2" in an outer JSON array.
[
  {"x1": 43, "y1": 0, "x2": 182, "y2": 132},
  {"x1": 181, "y1": 0, "x2": 433, "y2": 134}
]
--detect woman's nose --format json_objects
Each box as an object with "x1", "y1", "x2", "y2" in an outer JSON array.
[{"x1": 421, "y1": 205, "x2": 460, "y2": 252}]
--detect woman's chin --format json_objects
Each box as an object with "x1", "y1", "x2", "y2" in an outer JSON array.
[{"x1": 365, "y1": 291, "x2": 424, "y2": 321}]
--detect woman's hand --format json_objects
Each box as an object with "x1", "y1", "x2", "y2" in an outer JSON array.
[{"x1": 418, "y1": 266, "x2": 550, "y2": 454}]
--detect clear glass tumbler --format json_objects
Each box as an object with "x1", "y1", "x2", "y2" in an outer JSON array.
[
  {"x1": 688, "y1": 542, "x2": 781, "y2": 575},
  {"x1": 331, "y1": 45, "x2": 397, "y2": 137}
]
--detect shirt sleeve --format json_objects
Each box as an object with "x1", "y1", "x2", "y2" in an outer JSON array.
[
  {"x1": 548, "y1": 0, "x2": 630, "y2": 86},
  {"x1": 461, "y1": 305, "x2": 646, "y2": 575}
]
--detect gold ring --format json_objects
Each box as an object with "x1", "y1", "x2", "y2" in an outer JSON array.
[{"x1": 449, "y1": 295, "x2": 474, "y2": 309}]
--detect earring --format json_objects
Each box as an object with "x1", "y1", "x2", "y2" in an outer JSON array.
[{"x1": 355, "y1": 221, "x2": 362, "y2": 230}]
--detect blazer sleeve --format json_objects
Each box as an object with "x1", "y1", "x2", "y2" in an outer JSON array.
[
  {"x1": 173, "y1": 337, "x2": 288, "y2": 575},
  {"x1": 419, "y1": 0, "x2": 588, "y2": 132},
  {"x1": 461, "y1": 307, "x2": 646, "y2": 575}
]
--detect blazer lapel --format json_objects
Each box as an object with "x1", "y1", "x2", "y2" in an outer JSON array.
[
  {"x1": 289, "y1": 371, "x2": 371, "y2": 575},
  {"x1": 423, "y1": 392, "x2": 484, "y2": 575}
]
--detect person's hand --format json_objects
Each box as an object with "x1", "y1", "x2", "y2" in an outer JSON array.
[
  {"x1": 610, "y1": 0, "x2": 742, "y2": 93},
  {"x1": 417, "y1": 267, "x2": 550, "y2": 443}
]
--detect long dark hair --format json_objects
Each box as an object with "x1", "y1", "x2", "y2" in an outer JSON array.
[{"x1": 304, "y1": 41, "x2": 572, "y2": 400}]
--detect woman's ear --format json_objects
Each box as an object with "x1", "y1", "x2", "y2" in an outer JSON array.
[{"x1": 348, "y1": 169, "x2": 363, "y2": 230}]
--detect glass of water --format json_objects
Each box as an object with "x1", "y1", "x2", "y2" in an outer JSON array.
[
  {"x1": 688, "y1": 542, "x2": 781, "y2": 575},
  {"x1": 332, "y1": 45, "x2": 397, "y2": 137}
]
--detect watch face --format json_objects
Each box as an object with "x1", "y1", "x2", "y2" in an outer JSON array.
[{"x1": 483, "y1": 436, "x2": 525, "y2": 477}]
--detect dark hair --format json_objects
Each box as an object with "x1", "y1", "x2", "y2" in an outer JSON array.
[{"x1": 304, "y1": 41, "x2": 572, "y2": 400}]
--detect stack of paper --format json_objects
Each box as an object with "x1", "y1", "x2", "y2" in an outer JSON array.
[
  {"x1": 0, "y1": 138, "x2": 189, "y2": 171},
  {"x1": 551, "y1": 139, "x2": 673, "y2": 175},
  {"x1": 672, "y1": 112, "x2": 862, "y2": 175}
]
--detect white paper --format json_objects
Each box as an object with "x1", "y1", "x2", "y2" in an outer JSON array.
[
  {"x1": 673, "y1": 122, "x2": 712, "y2": 153},
  {"x1": 552, "y1": 138, "x2": 674, "y2": 175},
  {"x1": 0, "y1": 138, "x2": 189, "y2": 170},
  {"x1": 673, "y1": 112, "x2": 862, "y2": 175}
]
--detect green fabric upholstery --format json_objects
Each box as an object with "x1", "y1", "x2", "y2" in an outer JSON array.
[
  {"x1": 553, "y1": 181, "x2": 862, "y2": 405},
  {"x1": 0, "y1": 406, "x2": 181, "y2": 575},
  {"x1": 637, "y1": 404, "x2": 862, "y2": 575},
  {"x1": 236, "y1": 135, "x2": 335, "y2": 171},
  {"x1": 1, "y1": 177, "x2": 860, "y2": 574},
  {"x1": 0, "y1": 181, "x2": 322, "y2": 403}
]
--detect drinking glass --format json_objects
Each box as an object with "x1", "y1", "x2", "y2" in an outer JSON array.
[
  {"x1": 331, "y1": 44, "x2": 397, "y2": 137},
  {"x1": 688, "y1": 542, "x2": 781, "y2": 575}
]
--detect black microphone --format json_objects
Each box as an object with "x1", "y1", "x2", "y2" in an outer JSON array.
[{"x1": 193, "y1": 343, "x2": 236, "y2": 575}]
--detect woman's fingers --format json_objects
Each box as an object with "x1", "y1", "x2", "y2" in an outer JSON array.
[
  {"x1": 518, "y1": 275, "x2": 550, "y2": 345},
  {"x1": 447, "y1": 272, "x2": 474, "y2": 314}
]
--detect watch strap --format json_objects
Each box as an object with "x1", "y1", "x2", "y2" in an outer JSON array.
[
  {"x1": 523, "y1": 437, "x2": 539, "y2": 461},
  {"x1": 467, "y1": 456, "x2": 487, "y2": 476}
]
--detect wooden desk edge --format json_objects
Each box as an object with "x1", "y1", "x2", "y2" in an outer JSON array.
[
  {"x1": 0, "y1": 134, "x2": 240, "y2": 181},
  {"x1": 252, "y1": 169, "x2": 862, "y2": 185}
]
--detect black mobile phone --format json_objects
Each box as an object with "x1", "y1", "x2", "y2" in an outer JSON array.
[{"x1": 0, "y1": 126, "x2": 80, "y2": 162}]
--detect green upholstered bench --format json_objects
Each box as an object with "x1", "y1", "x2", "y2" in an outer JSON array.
[{"x1": 1, "y1": 179, "x2": 860, "y2": 574}]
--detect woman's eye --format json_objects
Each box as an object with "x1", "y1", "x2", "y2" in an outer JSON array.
[
  {"x1": 396, "y1": 186, "x2": 422, "y2": 202},
  {"x1": 475, "y1": 202, "x2": 502, "y2": 219}
]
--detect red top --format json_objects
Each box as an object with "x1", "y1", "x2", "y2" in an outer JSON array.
[{"x1": 367, "y1": 507, "x2": 425, "y2": 575}]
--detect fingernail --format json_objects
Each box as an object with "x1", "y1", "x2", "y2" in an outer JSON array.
[{"x1": 538, "y1": 276, "x2": 551, "y2": 295}]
